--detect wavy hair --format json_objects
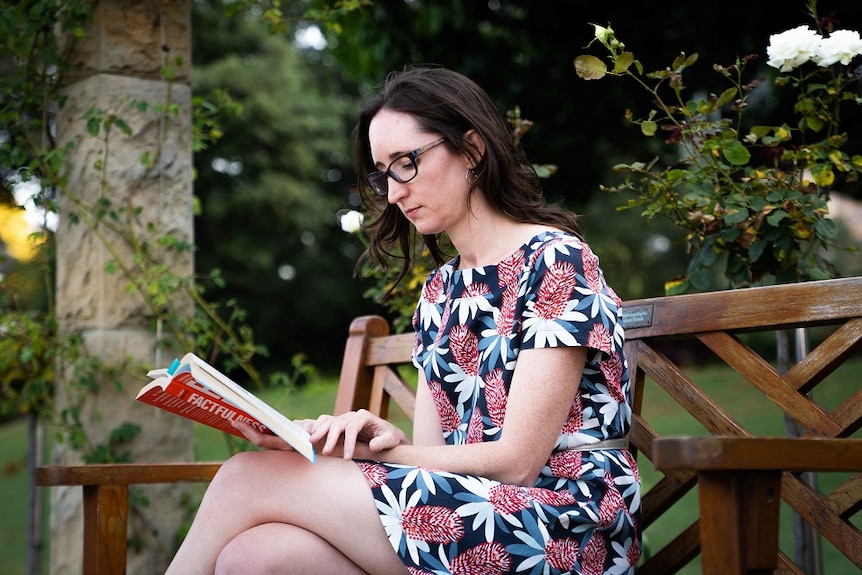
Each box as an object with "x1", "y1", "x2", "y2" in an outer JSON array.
[{"x1": 353, "y1": 65, "x2": 580, "y2": 298}]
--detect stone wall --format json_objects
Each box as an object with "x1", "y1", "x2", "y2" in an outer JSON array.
[{"x1": 51, "y1": 2, "x2": 195, "y2": 573}]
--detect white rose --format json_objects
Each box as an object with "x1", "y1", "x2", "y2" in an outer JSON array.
[
  {"x1": 339, "y1": 209, "x2": 364, "y2": 233},
  {"x1": 814, "y1": 29, "x2": 862, "y2": 66},
  {"x1": 766, "y1": 25, "x2": 822, "y2": 72}
]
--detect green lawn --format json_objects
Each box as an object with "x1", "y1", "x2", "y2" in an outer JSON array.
[{"x1": 2, "y1": 361, "x2": 860, "y2": 575}]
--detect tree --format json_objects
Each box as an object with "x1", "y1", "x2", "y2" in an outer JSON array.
[{"x1": 191, "y1": 1, "x2": 387, "y2": 372}]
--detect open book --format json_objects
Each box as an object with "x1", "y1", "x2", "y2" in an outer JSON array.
[{"x1": 136, "y1": 352, "x2": 316, "y2": 463}]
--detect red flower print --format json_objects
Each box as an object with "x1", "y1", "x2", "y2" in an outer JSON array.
[
  {"x1": 524, "y1": 487, "x2": 577, "y2": 506},
  {"x1": 466, "y1": 406, "x2": 484, "y2": 444},
  {"x1": 606, "y1": 283, "x2": 622, "y2": 306},
  {"x1": 356, "y1": 461, "x2": 388, "y2": 488},
  {"x1": 423, "y1": 272, "x2": 444, "y2": 303},
  {"x1": 449, "y1": 325, "x2": 479, "y2": 377},
  {"x1": 497, "y1": 249, "x2": 525, "y2": 287},
  {"x1": 548, "y1": 449, "x2": 584, "y2": 479},
  {"x1": 622, "y1": 449, "x2": 641, "y2": 482},
  {"x1": 428, "y1": 378, "x2": 461, "y2": 433},
  {"x1": 580, "y1": 532, "x2": 608, "y2": 575},
  {"x1": 560, "y1": 392, "x2": 583, "y2": 434},
  {"x1": 581, "y1": 245, "x2": 603, "y2": 294},
  {"x1": 402, "y1": 505, "x2": 465, "y2": 543},
  {"x1": 587, "y1": 323, "x2": 612, "y2": 355},
  {"x1": 483, "y1": 368, "x2": 507, "y2": 427},
  {"x1": 599, "y1": 355, "x2": 626, "y2": 402},
  {"x1": 450, "y1": 541, "x2": 512, "y2": 575},
  {"x1": 408, "y1": 568, "x2": 435, "y2": 575},
  {"x1": 464, "y1": 282, "x2": 491, "y2": 298},
  {"x1": 627, "y1": 535, "x2": 642, "y2": 566},
  {"x1": 489, "y1": 484, "x2": 531, "y2": 514},
  {"x1": 598, "y1": 473, "x2": 626, "y2": 527},
  {"x1": 496, "y1": 285, "x2": 518, "y2": 335},
  {"x1": 545, "y1": 537, "x2": 580, "y2": 571},
  {"x1": 532, "y1": 262, "x2": 578, "y2": 320}
]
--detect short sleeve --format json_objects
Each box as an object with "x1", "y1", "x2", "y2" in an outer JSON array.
[{"x1": 518, "y1": 236, "x2": 624, "y2": 357}]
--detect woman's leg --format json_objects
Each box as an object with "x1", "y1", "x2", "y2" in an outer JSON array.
[
  {"x1": 165, "y1": 450, "x2": 407, "y2": 575},
  {"x1": 214, "y1": 523, "x2": 367, "y2": 575}
]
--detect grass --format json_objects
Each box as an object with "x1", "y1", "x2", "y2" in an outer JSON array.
[
  {"x1": 2, "y1": 360, "x2": 860, "y2": 575},
  {"x1": 0, "y1": 417, "x2": 33, "y2": 575}
]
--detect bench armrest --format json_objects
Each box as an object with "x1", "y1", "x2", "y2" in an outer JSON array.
[
  {"x1": 653, "y1": 436, "x2": 862, "y2": 471},
  {"x1": 36, "y1": 462, "x2": 222, "y2": 575},
  {"x1": 653, "y1": 437, "x2": 862, "y2": 575}
]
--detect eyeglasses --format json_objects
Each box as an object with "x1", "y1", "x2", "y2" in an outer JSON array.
[{"x1": 367, "y1": 137, "x2": 446, "y2": 196}]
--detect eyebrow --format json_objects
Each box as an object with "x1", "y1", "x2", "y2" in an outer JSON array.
[{"x1": 373, "y1": 147, "x2": 412, "y2": 169}]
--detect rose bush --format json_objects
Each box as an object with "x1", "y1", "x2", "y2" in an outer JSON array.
[{"x1": 575, "y1": 0, "x2": 862, "y2": 293}]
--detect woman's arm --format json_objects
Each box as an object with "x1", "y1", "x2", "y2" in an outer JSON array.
[
  {"x1": 235, "y1": 345, "x2": 586, "y2": 486},
  {"x1": 335, "y1": 345, "x2": 586, "y2": 485},
  {"x1": 410, "y1": 371, "x2": 447, "y2": 447}
]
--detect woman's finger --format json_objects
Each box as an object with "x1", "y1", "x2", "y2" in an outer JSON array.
[{"x1": 231, "y1": 420, "x2": 293, "y2": 451}]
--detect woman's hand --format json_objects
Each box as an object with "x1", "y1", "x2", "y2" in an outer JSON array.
[
  {"x1": 310, "y1": 409, "x2": 409, "y2": 459},
  {"x1": 231, "y1": 418, "x2": 317, "y2": 451},
  {"x1": 231, "y1": 411, "x2": 408, "y2": 459}
]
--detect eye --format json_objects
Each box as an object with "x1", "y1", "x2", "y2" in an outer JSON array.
[{"x1": 395, "y1": 157, "x2": 414, "y2": 172}]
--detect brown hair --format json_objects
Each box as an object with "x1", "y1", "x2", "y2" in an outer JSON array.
[{"x1": 353, "y1": 65, "x2": 580, "y2": 296}]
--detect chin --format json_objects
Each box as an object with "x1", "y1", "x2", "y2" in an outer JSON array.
[{"x1": 411, "y1": 222, "x2": 444, "y2": 236}]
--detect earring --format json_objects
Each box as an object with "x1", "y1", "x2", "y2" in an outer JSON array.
[{"x1": 466, "y1": 167, "x2": 479, "y2": 185}]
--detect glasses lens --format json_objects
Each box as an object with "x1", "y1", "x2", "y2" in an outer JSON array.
[
  {"x1": 388, "y1": 155, "x2": 418, "y2": 184},
  {"x1": 367, "y1": 172, "x2": 387, "y2": 195}
]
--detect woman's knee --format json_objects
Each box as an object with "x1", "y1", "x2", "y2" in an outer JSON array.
[
  {"x1": 214, "y1": 533, "x2": 264, "y2": 575},
  {"x1": 214, "y1": 449, "x2": 296, "y2": 486}
]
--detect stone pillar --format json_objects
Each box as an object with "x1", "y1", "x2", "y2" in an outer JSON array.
[{"x1": 51, "y1": 1, "x2": 195, "y2": 574}]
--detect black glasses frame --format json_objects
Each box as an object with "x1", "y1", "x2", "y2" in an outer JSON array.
[{"x1": 367, "y1": 137, "x2": 447, "y2": 196}]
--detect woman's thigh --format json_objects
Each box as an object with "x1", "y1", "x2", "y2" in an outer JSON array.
[
  {"x1": 202, "y1": 451, "x2": 408, "y2": 575},
  {"x1": 215, "y1": 522, "x2": 367, "y2": 575}
]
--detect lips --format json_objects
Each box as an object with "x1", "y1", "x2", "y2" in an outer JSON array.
[{"x1": 403, "y1": 206, "x2": 420, "y2": 219}]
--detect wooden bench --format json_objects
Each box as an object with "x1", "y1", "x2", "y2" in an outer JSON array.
[{"x1": 36, "y1": 276, "x2": 862, "y2": 575}]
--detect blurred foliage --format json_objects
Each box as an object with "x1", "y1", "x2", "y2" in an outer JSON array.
[
  {"x1": 191, "y1": 0, "x2": 389, "y2": 369},
  {"x1": 0, "y1": 0, "x2": 320, "y2": 463},
  {"x1": 574, "y1": 3, "x2": 861, "y2": 293},
  {"x1": 3, "y1": 0, "x2": 862, "y2": 398},
  {"x1": 306, "y1": 0, "x2": 861, "y2": 299}
]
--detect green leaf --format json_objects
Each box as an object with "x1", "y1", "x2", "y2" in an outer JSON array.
[
  {"x1": 748, "y1": 239, "x2": 766, "y2": 262},
  {"x1": 723, "y1": 209, "x2": 749, "y2": 225},
  {"x1": 766, "y1": 209, "x2": 788, "y2": 226},
  {"x1": 715, "y1": 87, "x2": 737, "y2": 108},
  {"x1": 641, "y1": 121, "x2": 657, "y2": 136},
  {"x1": 721, "y1": 140, "x2": 751, "y2": 166},
  {"x1": 814, "y1": 218, "x2": 838, "y2": 241},
  {"x1": 613, "y1": 52, "x2": 636, "y2": 73},
  {"x1": 665, "y1": 278, "x2": 690, "y2": 295},
  {"x1": 810, "y1": 163, "x2": 835, "y2": 187},
  {"x1": 86, "y1": 117, "x2": 101, "y2": 136},
  {"x1": 690, "y1": 268, "x2": 712, "y2": 290},
  {"x1": 115, "y1": 119, "x2": 132, "y2": 137},
  {"x1": 574, "y1": 55, "x2": 607, "y2": 80}
]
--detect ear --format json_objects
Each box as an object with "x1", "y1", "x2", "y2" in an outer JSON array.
[{"x1": 462, "y1": 129, "x2": 486, "y2": 169}]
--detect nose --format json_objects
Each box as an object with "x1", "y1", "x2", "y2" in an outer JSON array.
[{"x1": 386, "y1": 179, "x2": 408, "y2": 204}]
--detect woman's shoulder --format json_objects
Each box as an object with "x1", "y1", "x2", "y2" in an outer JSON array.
[{"x1": 525, "y1": 229, "x2": 589, "y2": 256}]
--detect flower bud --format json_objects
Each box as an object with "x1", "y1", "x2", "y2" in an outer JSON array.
[{"x1": 338, "y1": 210, "x2": 364, "y2": 233}]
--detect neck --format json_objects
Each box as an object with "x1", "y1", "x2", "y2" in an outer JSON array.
[{"x1": 451, "y1": 215, "x2": 553, "y2": 269}]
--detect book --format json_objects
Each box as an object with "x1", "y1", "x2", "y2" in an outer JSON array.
[{"x1": 136, "y1": 352, "x2": 316, "y2": 463}]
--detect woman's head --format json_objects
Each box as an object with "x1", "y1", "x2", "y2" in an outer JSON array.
[{"x1": 353, "y1": 66, "x2": 579, "y2": 291}]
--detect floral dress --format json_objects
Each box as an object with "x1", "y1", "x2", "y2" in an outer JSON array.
[{"x1": 355, "y1": 231, "x2": 641, "y2": 575}]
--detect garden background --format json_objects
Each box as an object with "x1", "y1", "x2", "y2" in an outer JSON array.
[{"x1": 2, "y1": 0, "x2": 862, "y2": 573}]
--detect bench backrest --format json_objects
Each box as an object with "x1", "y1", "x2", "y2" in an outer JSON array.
[{"x1": 335, "y1": 277, "x2": 862, "y2": 574}]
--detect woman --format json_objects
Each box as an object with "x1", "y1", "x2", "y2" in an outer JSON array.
[{"x1": 165, "y1": 65, "x2": 641, "y2": 575}]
